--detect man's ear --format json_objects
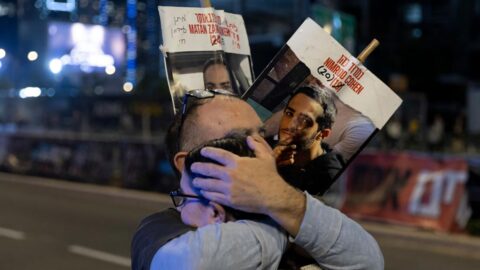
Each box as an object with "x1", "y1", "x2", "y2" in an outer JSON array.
[
  {"x1": 207, "y1": 202, "x2": 227, "y2": 224},
  {"x1": 315, "y1": 128, "x2": 331, "y2": 140},
  {"x1": 173, "y1": 151, "x2": 188, "y2": 173}
]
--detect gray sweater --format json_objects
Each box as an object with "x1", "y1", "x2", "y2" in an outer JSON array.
[{"x1": 151, "y1": 192, "x2": 384, "y2": 270}]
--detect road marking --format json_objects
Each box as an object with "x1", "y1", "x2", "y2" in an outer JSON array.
[
  {"x1": 0, "y1": 172, "x2": 170, "y2": 203},
  {"x1": 68, "y1": 245, "x2": 130, "y2": 267},
  {"x1": 0, "y1": 227, "x2": 25, "y2": 240}
]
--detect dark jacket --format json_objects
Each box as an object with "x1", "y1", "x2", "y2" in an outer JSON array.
[
  {"x1": 131, "y1": 208, "x2": 195, "y2": 270},
  {"x1": 278, "y1": 143, "x2": 345, "y2": 195}
]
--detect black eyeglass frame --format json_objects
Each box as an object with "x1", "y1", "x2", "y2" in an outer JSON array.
[
  {"x1": 169, "y1": 189, "x2": 209, "y2": 208},
  {"x1": 180, "y1": 88, "x2": 237, "y2": 116}
]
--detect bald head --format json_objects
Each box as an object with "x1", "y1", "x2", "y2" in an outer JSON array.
[
  {"x1": 166, "y1": 95, "x2": 263, "y2": 177},
  {"x1": 182, "y1": 96, "x2": 262, "y2": 151}
]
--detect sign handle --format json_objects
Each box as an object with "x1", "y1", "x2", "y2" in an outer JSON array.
[
  {"x1": 200, "y1": 0, "x2": 212, "y2": 7},
  {"x1": 357, "y1": 39, "x2": 380, "y2": 64}
]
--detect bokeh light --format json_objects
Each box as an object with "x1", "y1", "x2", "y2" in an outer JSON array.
[
  {"x1": 27, "y1": 51, "x2": 38, "y2": 61},
  {"x1": 123, "y1": 82, "x2": 133, "y2": 92}
]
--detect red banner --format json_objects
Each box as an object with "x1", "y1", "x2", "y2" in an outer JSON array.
[{"x1": 341, "y1": 152, "x2": 468, "y2": 232}]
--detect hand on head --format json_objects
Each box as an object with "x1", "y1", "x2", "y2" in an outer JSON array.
[
  {"x1": 191, "y1": 135, "x2": 306, "y2": 236},
  {"x1": 191, "y1": 135, "x2": 282, "y2": 214}
]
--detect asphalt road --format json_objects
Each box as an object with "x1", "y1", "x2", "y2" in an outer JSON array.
[
  {"x1": 0, "y1": 172, "x2": 169, "y2": 270},
  {"x1": 1, "y1": 172, "x2": 479, "y2": 270}
]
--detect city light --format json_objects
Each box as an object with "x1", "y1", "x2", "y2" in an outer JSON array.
[
  {"x1": 0, "y1": 48, "x2": 5, "y2": 59},
  {"x1": 123, "y1": 82, "x2": 133, "y2": 92},
  {"x1": 19, "y1": 87, "x2": 42, "y2": 99},
  {"x1": 46, "y1": 88, "x2": 56, "y2": 97},
  {"x1": 49, "y1": 58, "x2": 63, "y2": 74},
  {"x1": 46, "y1": 0, "x2": 76, "y2": 12},
  {"x1": 94, "y1": 86, "x2": 104, "y2": 95},
  {"x1": 323, "y1": 24, "x2": 332, "y2": 34},
  {"x1": 27, "y1": 51, "x2": 38, "y2": 61},
  {"x1": 105, "y1": 65, "x2": 116, "y2": 75},
  {"x1": 56, "y1": 23, "x2": 115, "y2": 69}
]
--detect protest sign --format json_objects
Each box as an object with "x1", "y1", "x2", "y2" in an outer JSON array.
[
  {"x1": 243, "y1": 18, "x2": 402, "y2": 165},
  {"x1": 158, "y1": 6, "x2": 254, "y2": 114},
  {"x1": 341, "y1": 152, "x2": 470, "y2": 232}
]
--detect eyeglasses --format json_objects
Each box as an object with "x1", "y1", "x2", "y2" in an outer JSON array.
[
  {"x1": 177, "y1": 89, "x2": 238, "y2": 150},
  {"x1": 180, "y1": 88, "x2": 237, "y2": 116},
  {"x1": 169, "y1": 189, "x2": 209, "y2": 208}
]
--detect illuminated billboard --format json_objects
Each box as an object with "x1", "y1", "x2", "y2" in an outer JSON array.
[
  {"x1": 47, "y1": 22, "x2": 125, "y2": 75},
  {"x1": 46, "y1": 0, "x2": 76, "y2": 12}
]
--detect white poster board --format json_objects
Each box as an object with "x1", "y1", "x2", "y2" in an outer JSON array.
[
  {"x1": 244, "y1": 18, "x2": 402, "y2": 164},
  {"x1": 159, "y1": 6, "x2": 254, "y2": 114},
  {"x1": 286, "y1": 18, "x2": 402, "y2": 129}
]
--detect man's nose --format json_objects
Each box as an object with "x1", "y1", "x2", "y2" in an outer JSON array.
[{"x1": 288, "y1": 117, "x2": 301, "y2": 130}]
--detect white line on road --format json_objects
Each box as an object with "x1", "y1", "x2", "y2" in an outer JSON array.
[
  {"x1": 0, "y1": 227, "x2": 25, "y2": 240},
  {"x1": 0, "y1": 172, "x2": 170, "y2": 203},
  {"x1": 68, "y1": 245, "x2": 130, "y2": 267}
]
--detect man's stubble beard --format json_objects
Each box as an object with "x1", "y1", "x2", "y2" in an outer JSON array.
[
  {"x1": 279, "y1": 130, "x2": 317, "y2": 151},
  {"x1": 295, "y1": 133, "x2": 317, "y2": 151}
]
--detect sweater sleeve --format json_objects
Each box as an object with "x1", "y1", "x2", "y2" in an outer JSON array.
[
  {"x1": 293, "y1": 193, "x2": 384, "y2": 270},
  {"x1": 150, "y1": 219, "x2": 288, "y2": 270}
]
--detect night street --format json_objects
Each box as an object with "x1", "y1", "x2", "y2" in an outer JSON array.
[
  {"x1": 1, "y1": 1, "x2": 480, "y2": 269},
  {"x1": 1, "y1": 173, "x2": 479, "y2": 269}
]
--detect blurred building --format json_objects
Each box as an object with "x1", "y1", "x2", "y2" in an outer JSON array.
[
  {"x1": 0, "y1": 1, "x2": 479, "y2": 200},
  {"x1": 0, "y1": 0, "x2": 174, "y2": 191}
]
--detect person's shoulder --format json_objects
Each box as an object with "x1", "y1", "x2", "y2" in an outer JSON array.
[
  {"x1": 145, "y1": 208, "x2": 179, "y2": 220},
  {"x1": 131, "y1": 209, "x2": 195, "y2": 270},
  {"x1": 134, "y1": 208, "x2": 192, "y2": 237},
  {"x1": 314, "y1": 144, "x2": 345, "y2": 167}
]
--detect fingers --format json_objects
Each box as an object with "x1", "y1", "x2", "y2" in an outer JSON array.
[
  {"x1": 191, "y1": 162, "x2": 229, "y2": 179},
  {"x1": 278, "y1": 137, "x2": 293, "y2": 146},
  {"x1": 273, "y1": 145, "x2": 296, "y2": 157},
  {"x1": 192, "y1": 177, "x2": 229, "y2": 194},
  {"x1": 247, "y1": 136, "x2": 273, "y2": 159},
  {"x1": 273, "y1": 144, "x2": 296, "y2": 166},
  {"x1": 277, "y1": 157, "x2": 295, "y2": 166},
  {"x1": 272, "y1": 145, "x2": 284, "y2": 158},
  {"x1": 276, "y1": 151, "x2": 295, "y2": 166},
  {"x1": 200, "y1": 147, "x2": 238, "y2": 167},
  {"x1": 192, "y1": 178, "x2": 232, "y2": 208},
  {"x1": 199, "y1": 190, "x2": 229, "y2": 207}
]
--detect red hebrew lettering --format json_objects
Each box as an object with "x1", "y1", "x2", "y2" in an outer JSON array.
[
  {"x1": 210, "y1": 34, "x2": 221, "y2": 46},
  {"x1": 189, "y1": 24, "x2": 207, "y2": 34},
  {"x1": 345, "y1": 75, "x2": 365, "y2": 94},
  {"x1": 337, "y1": 54, "x2": 350, "y2": 67}
]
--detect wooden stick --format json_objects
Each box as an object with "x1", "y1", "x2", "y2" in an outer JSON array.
[
  {"x1": 357, "y1": 39, "x2": 380, "y2": 63},
  {"x1": 200, "y1": 0, "x2": 212, "y2": 7}
]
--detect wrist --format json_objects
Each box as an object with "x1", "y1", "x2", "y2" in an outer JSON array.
[{"x1": 264, "y1": 181, "x2": 306, "y2": 237}]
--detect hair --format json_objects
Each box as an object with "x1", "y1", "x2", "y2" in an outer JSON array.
[
  {"x1": 288, "y1": 85, "x2": 337, "y2": 131},
  {"x1": 183, "y1": 133, "x2": 264, "y2": 220},
  {"x1": 184, "y1": 133, "x2": 255, "y2": 177},
  {"x1": 165, "y1": 100, "x2": 202, "y2": 179},
  {"x1": 165, "y1": 94, "x2": 242, "y2": 178},
  {"x1": 202, "y1": 57, "x2": 228, "y2": 75}
]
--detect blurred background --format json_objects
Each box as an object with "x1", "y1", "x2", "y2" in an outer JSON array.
[{"x1": 0, "y1": 0, "x2": 479, "y2": 269}]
